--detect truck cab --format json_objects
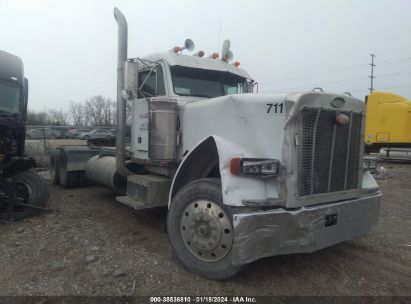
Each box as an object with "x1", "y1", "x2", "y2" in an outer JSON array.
[
  {"x1": 0, "y1": 50, "x2": 49, "y2": 221},
  {"x1": 0, "y1": 50, "x2": 28, "y2": 163},
  {"x1": 130, "y1": 51, "x2": 255, "y2": 161}
]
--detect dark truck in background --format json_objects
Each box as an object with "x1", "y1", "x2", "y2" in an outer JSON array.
[{"x1": 0, "y1": 50, "x2": 49, "y2": 221}]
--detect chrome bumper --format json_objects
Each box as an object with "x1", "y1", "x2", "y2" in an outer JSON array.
[{"x1": 231, "y1": 192, "x2": 382, "y2": 265}]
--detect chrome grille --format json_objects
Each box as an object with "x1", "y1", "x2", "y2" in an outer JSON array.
[{"x1": 297, "y1": 107, "x2": 363, "y2": 197}]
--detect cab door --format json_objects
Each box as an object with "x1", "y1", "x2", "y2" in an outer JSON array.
[{"x1": 132, "y1": 65, "x2": 167, "y2": 160}]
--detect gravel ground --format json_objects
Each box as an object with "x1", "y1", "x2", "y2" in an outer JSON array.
[{"x1": 0, "y1": 162, "x2": 410, "y2": 296}]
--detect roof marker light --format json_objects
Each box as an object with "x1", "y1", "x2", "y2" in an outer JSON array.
[
  {"x1": 170, "y1": 46, "x2": 182, "y2": 53},
  {"x1": 233, "y1": 61, "x2": 240, "y2": 67},
  {"x1": 193, "y1": 50, "x2": 205, "y2": 57},
  {"x1": 209, "y1": 52, "x2": 219, "y2": 59}
]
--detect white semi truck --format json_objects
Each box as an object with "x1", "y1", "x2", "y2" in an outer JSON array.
[{"x1": 50, "y1": 8, "x2": 382, "y2": 280}]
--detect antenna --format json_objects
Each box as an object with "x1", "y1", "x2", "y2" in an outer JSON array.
[{"x1": 218, "y1": 12, "x2": 222, "y2": 51}]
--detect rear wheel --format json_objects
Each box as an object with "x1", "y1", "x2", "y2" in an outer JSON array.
[{"x1": 167, "y1": 178, "x2": 240, "y2": 280}]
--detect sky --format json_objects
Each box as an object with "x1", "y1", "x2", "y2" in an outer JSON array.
[{"x1": 1, "y1": 0, "x2": 410, "y2": 112}]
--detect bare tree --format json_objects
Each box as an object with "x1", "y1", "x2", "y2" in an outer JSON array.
[
  {"x1": 48, "y1": 108, "x2": 67, "y2": 126},
  {"x1": 85, "y1": 95, "x2": 106, "y2": 126},
  {"x1": 85, "y1": 95, "x2": 116, "y2": 126},
  {"x1": 68, "y1": 101, "x2": 85, "y2": 126},
  {"x1": 102, "y1": 98, "x2": 116, "y2": 126},
  {"x1": 27, "y1": 110, "x2": 48, "y2": 125}
]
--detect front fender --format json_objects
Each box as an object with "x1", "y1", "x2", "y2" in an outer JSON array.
[{"x1": 168, "y1": 135, "x2": 281, "y2": 208}]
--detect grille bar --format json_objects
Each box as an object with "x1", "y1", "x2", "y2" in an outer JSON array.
[
  {"x1": 298, "y1": 107, "x2": 363, "y2": 197},
  {"x1": 327, "y1": 123, "x2": 337, "y2": 192},
  {"x1": 310, "y1": 109, "x2": 322, "y2": 195},
  {"x1": 344, "y1": 111, "x2": 353, "y2": 190}
]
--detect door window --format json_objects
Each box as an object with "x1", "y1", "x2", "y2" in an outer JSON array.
[{"x1": 138, "y1": 66, "x2": 166, "y2": 98}]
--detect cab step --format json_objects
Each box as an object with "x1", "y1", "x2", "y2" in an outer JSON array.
[{"x1": 116, "y1": 195, "x2": 165, "y2": 210}]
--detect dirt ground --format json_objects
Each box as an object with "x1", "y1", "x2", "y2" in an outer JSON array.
[{"x1": 0, "y1": 162, "x2": 410, "y2": 296}]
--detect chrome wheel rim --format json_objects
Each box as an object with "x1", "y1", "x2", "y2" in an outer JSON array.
[{"x1": 180, "y1": 199, "x2": 233, "y2": 262}]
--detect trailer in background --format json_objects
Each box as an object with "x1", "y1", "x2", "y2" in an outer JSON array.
[{"x1": 365, "y1": 92, "x2": 411, "y2": 153}]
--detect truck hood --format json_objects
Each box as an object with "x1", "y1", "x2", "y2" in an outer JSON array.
[{"x1": 182, "y1": 93, "x2": 288, "y2": 159}]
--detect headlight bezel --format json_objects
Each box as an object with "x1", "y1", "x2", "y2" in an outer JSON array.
[{"x1": 230, "y1": 158, "x2": 280, "y2": 178}]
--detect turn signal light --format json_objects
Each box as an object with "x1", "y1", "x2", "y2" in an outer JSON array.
[{"x1": 230, "y1": 158, "x2": 241, "y2": 176}]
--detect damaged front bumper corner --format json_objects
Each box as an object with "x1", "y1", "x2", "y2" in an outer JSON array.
[{"x1": 230, "y1": 192, "x2": 382, "y2": 265}]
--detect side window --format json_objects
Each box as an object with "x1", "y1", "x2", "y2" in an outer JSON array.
[
  {"x1": 138, "y1": 66, "x2": 166, "y2": 98},
  {"x1": 224, "y1": 85, "x2": 239, "y2": 95}
]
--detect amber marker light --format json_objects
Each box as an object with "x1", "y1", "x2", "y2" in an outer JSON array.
[
  {"x1": 209, "y1": 52, "x2": 219, "y2": 59},
  {"x1": 230, "y1": 158, "x2": 241, "y2": 176}
]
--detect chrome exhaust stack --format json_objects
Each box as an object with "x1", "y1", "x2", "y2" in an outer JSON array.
[{"x1": 114, "y1": 7, "x2": 131, "y2": 177}]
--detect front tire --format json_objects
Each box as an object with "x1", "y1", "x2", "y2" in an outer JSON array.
[{"x1": 167, "y1": 178, "x2": 241, "y2": 280}]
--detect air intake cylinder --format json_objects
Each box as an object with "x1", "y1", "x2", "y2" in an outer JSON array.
[{"x1": 148, "y1": 98, "x2": 177, "y2": 161}]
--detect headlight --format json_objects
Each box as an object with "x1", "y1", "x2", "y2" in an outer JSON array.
[{"x1": 230, "y1": 158, "x2": 280, "y2": 177}]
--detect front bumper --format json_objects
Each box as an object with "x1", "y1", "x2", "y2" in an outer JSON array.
[{"x1": 231, "y1": 192, "x2": 382, "y2": 265}]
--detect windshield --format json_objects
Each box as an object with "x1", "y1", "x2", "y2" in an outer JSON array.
[
  {"x1": 0, "y1": 78, "x2": 22, "y2": 114},
  {"x1": 171, "y1": 66, "x2": 251, "y2": 98}
]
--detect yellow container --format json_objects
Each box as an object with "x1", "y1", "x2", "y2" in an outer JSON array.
[{"x1": 365, "y1": 92, "x2": 411, "y2": 145}]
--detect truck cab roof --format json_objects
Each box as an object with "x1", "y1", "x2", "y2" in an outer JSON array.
[
  {"x1": 142, "y1": 52, "x2": 254, "y2": 81},
  {"x1": 0, "y1": 50, "x2": 24, "y2": 86}
]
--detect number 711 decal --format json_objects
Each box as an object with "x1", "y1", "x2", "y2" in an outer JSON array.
[{"x1": 266, "y1": 102, "x2": 284, "y2": 114}]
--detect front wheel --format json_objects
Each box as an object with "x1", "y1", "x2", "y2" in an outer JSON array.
[{"x1": 167, "y1": 178, "x2": 241, "y2": 280}]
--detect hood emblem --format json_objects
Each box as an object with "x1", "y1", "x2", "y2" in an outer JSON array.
[{"x1": 336, "y1": 113, "x2": 349, "y2": 125}]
